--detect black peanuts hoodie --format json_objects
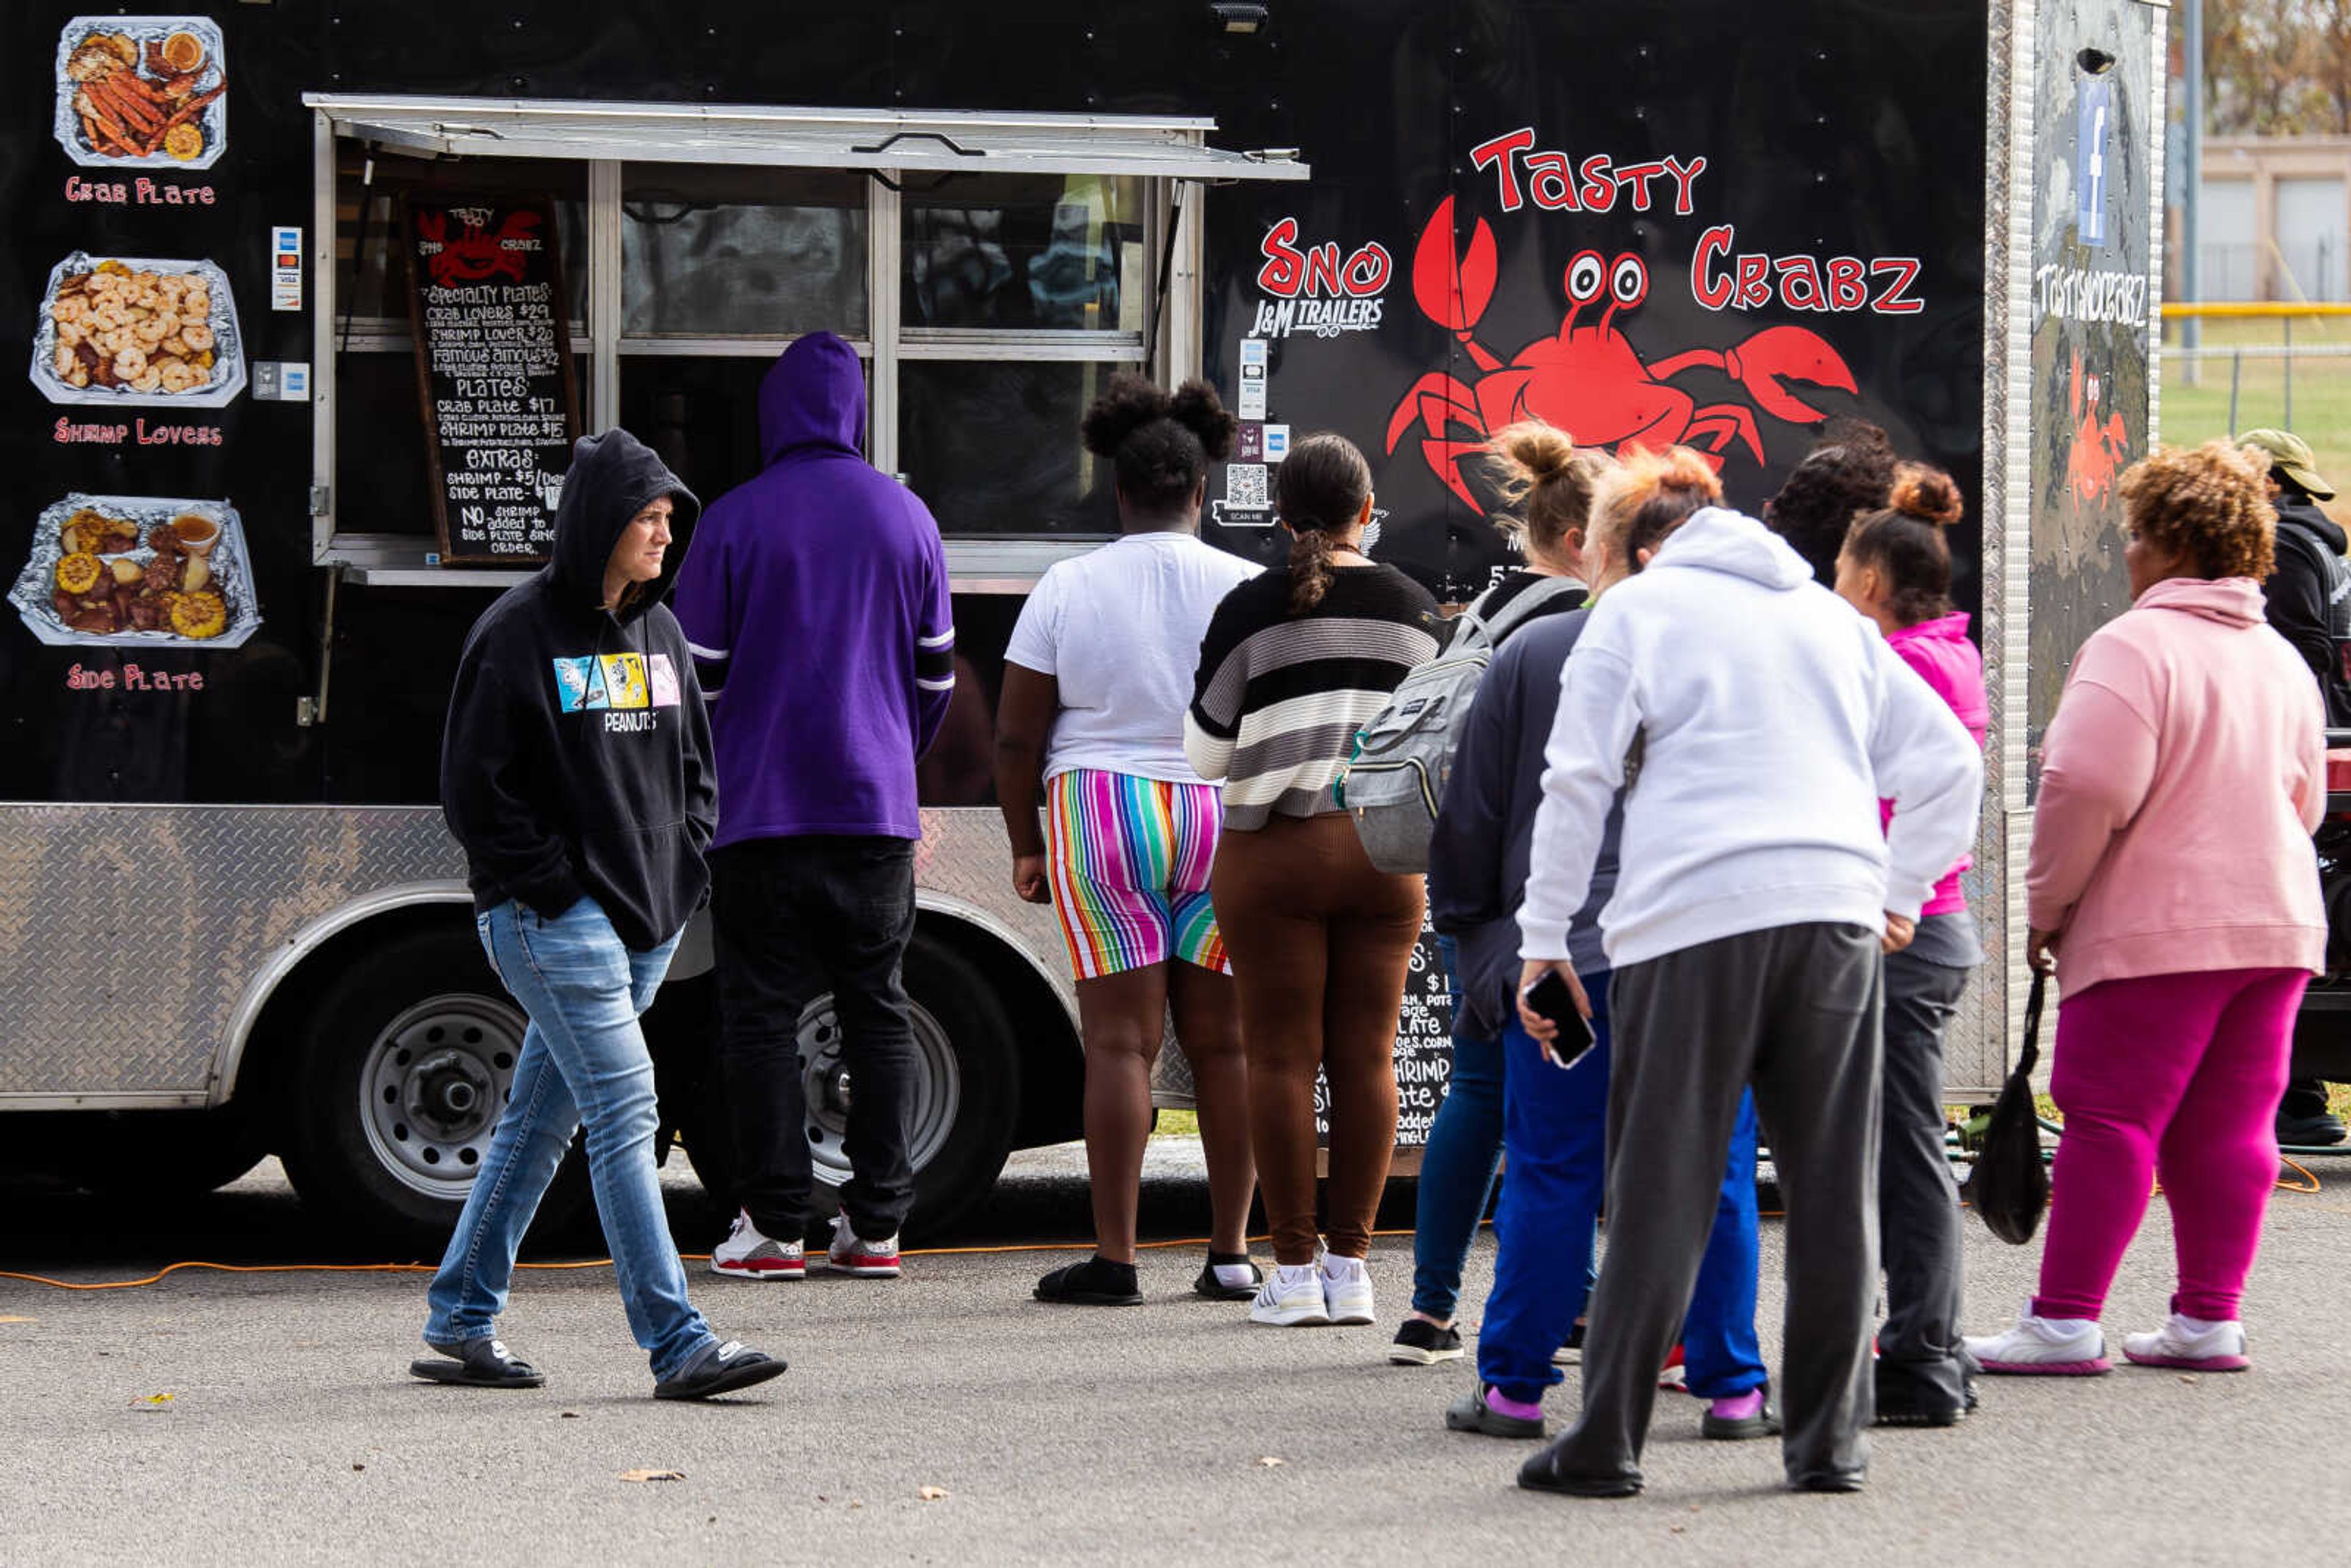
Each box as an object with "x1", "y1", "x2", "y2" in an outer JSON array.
[{"x1": 440, "y1": 429, "x2": 719, "y2": 951}]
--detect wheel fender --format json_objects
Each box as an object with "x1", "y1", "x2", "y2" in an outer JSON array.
[
  {"x1": 912, "y1": 888, "x2": 1077, "y2": 1027},
  {"x1": 210, "y1": 882, "x2": 474, "y2": 1105}
]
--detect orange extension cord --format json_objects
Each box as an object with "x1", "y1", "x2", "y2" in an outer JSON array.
[{"x1": 0, "y1": 1163, "x2": 2320, "y2": 1294}]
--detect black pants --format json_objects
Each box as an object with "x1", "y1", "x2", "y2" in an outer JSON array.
[
  {"x1": 1877, "y1": 948, "x2": 1972, "y2": 1404},
  {"x1": 711, "y1": 835, "x2": 918, "y2": 1240}
]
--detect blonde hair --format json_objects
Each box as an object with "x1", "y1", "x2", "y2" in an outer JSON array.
[
  {"x1": 1589, "y1": 445, "x2": 1723, "y2": 571},
  {"x1": 2120, "y1": 441, "x2": 2277, "y2": 580},
  {"x1": 1487, "y1": 422, "x2": 1613, "y2": 557}
]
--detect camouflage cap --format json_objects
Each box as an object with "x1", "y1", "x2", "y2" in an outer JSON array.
[{"x1": 2240, "y1": 427, "x2": 2336, "y2": 501}]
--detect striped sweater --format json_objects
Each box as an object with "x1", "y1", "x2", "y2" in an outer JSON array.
[{"x1": 1185, "y1": 565, "x2": 1442, "y2": 829}]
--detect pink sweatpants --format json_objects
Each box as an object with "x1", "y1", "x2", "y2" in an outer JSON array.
[{"x1": 2032, "y1": 967, "x2": 2307, "y2": 1324}]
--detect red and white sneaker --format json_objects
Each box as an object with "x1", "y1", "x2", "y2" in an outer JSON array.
[
  {"x1": 825, "y1": 1214, "x2": 902, "y2": 1278},
  {"x1": 708, "y1": 1210, "x2": 805, "y2": 1281},
  {"x1": 1657, "y1": 1343, "x2": 1688, "y2": 1392}
]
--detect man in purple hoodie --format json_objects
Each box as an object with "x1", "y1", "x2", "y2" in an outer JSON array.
[{"x1": 675, "y1": 332, "x2": 956, "y2": 1282}]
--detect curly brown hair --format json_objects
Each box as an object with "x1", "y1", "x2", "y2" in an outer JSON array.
[{"x1": 2118, "y1": 441, "x2": 2277, "y2": 581}]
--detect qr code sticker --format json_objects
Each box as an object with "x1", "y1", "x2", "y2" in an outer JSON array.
[{"x1": 1224, "y1": 463, "x2": 1269, "y2": 509}]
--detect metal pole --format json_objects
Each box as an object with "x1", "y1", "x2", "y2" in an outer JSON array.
[
  {"x1": 2230, "y1": 348, "x2": 2242, "y2": 435},
  {"x1": 2183, "y1": 2, "x2": 2204, "y2": 372},
  {"x1": 2286, "y1": 314, "x2": 2295, "y2": 427}
]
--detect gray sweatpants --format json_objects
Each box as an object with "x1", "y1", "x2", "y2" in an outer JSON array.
[
  {"x1": 1526, "y1": 921, "x2": 1883, "y2": 1492},
  {"x1": 1877, "y1": 945, "x2": 1973, "y2": 1404}
]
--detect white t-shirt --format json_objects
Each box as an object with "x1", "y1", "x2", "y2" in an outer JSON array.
[{"x1": 1006, "y1": 530, "x2": 1262, "y2": 784}]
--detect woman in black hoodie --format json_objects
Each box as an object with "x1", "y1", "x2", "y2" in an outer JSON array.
[{"x1": 413, "y1": 429, "x2": 783, "y2": 1402}]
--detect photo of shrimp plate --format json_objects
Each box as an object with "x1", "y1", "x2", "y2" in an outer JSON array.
[
  {"x1": 31, "y1": 254, "x2": 244, "y2": 408},
  {"x1": 53, "y1": 15, "x2": 228, "y2": 170},
  {"x1": 10, "y1": 496, "x2": 260, "y2": 651}
]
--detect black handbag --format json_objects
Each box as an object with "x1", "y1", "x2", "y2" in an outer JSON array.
[{"x1": 1963, "y1": 970, "x2": 2052, "y2": 1245}]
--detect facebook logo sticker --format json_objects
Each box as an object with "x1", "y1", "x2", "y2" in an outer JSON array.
[{"x1": 2077, "y1": 75, "x2": 2112, "y2": 249}]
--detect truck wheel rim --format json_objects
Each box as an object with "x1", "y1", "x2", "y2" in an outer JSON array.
[
  {"x1": 360, "y1": 996, "x2": 528, "y2": 1199},
  {"x1": 799, "y1": 997, "x2": 961, "y2": 1190}
]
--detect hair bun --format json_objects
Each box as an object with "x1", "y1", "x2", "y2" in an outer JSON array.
[
  {"x1": 1888, "y1": 462, "x2": 1964, "y2": 528},
  {"x1": 1492, "y1": 421, "x2": 1576, "y2": 480},
  {"x1": 1169, "y1": 379, "x2": 1238, "y2": 464},
  {"x1": 1080, "y1": 372, "x2": 1173, "y2": 460},
  {"x1": 1653, "y1": 445, "x2": 1722, "y2": 496}
]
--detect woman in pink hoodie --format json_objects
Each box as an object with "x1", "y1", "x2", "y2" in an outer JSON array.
[
  {"x1": 1968, "y1": 441, "x2": 2327, "y2": 1377},
  {"x1": 1835, "y1": 465, "x2": 1988, "y2": 1427}
]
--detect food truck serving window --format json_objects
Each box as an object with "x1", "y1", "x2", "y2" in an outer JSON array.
[{"x1": 302, "y1": 96, "x2": 1306, "y2": 586}]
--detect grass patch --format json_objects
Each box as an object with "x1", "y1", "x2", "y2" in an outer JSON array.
[
  {"x1": 1152, "y1": 1109, "x2": 1200, "y2": 1138},
  {"x1": 2161, "y1": 315, "x2": 2351, "y2": 529}
]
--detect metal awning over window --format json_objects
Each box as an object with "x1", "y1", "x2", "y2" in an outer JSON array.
[{"x1": 301, "y1": 96, "x2": 1310, "y2": 182}]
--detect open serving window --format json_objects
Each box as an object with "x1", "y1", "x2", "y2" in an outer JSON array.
[{"x1": 302, "y1": 96, "x2": 1308, "y2": 588}]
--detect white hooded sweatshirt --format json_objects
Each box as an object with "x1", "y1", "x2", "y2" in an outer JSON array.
[{"x1": 1517, "y1": 506, "x2": 1983, "y2": 969}]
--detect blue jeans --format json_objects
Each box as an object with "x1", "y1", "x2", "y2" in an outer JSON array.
[
  {"x1": 424, "y1": 897, "x2": 714, "y2": 1381},
  {"x1": 1477, "y1": 971, "x2": 1766, "y2": 1406},
  {"x1": 1410, "y1": 1022, "x2": 1504, "y2": 1321}
]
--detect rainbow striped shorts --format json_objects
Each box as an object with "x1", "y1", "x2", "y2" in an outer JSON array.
[{"x1": 1044, "y1": 767, "x2": 1229, "y2": 980}]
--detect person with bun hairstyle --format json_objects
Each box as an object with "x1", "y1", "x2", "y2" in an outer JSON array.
[
  {"x1": 1423, "y1": 449, "x2": 1777, "y2": 1447},
  {"x1": 1763, "y1": 418, "x2": 1898, "y2": 586},
  {"x1": 1833, "y1": 464, "x2": 1989, "y2": 1427},
  {"x1": 1400, "y1": 421, "x2": 1614, "y2": 1365},
  {"x1": 1967, "y1": 443, "x2": 2326, "y2": 1379},
  {"x1": 996, "y1": 375, "x2": 1264, "y2": 1305},
  {"x1": 1515, "y1": 445, "x2": 1981, "y2": 1497},
  {"x1": 1187, "y1": 433, "x2": 1442, "y2": 1327}
]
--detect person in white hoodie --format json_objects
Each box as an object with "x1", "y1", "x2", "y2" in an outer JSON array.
[{"x1": 1512, "y1": 446, "x2": 1982, "y2": 1499}]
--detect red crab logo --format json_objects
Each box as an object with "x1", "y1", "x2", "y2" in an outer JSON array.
[
  {"x1": 2066, "y1": 351, "x2": 2129, "y2": 509},
  {"x1": 1385, "y1": 197, "x2": 1859, "y2": 509},
  {"x1": 417, "y1": 208, "x2": 541, "y2": 288}
]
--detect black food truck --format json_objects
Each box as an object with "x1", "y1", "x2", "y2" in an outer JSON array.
[{"x1": 0, "y1": 0, "x2": 2169, "y2": 1239}]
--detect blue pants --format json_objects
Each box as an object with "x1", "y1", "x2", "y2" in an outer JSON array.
[
  {"x1": 1477, "y1": 971, "x2": 1766, "y2": 1406},
  {"x1": 424, "y1": 898, "x2": 716, "y2": 1382}
]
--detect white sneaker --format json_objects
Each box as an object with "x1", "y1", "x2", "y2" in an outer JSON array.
[
  {"x1": 826, "y1": 1213, "x2": 902, "y2": 1278},
  {"x1": 1319, "y1": 1255, "x2": 1376, "y2": 1326},
  {"x1": 708, "y1": 1209, "x2": 805, "y2": 1280},
  {"x1": 1964, "y1": 1308, "x2": 2110, "y2": 1375},
  {"x1": 1248, "y1": 1263, "x2": 1331, "y2": 1327},
  {"x1": 2122, "y1": 1313, "x2": 2249, "y2": 1371}
]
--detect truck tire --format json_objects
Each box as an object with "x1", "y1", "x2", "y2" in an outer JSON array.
[
  {"x1": 672, "y1": 930, "x2": 1021, "y2": 1240},
  {"x1": 279, "y1": 926, "x2": 593, "y2": 1247}
]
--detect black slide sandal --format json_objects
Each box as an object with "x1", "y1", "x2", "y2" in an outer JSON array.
[
  {"x1": 409, "y1": 1336, "x2": 544, "y2": 1389},
  {"x1": 1035, "y1": 1256, "x2": 1144, "y2": 1306}
]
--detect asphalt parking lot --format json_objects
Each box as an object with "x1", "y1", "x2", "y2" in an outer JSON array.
[{"x1": 6, "y1": 1143, "x2": 2350, "y2": 1566}]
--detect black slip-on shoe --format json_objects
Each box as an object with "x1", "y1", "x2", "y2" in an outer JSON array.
[
  {"x1": 1791, "y1": 1470, "x2": 1867, "y2": 1494},
  {"x1": 1444, "y1": 1387, "x2": 1545, "y2": 1438},
  {"x1": 1035, "y1": 1257, "x2": 1144, "y2": 1306},
  {"x1": 1700, "y1": 1386, "x2": 1783, "y2": 1441},
  {"x1": 2277, "y1": 1110, "x2": 2347, "y2": 1147},
  {"x1": 653, "y1": 1340, "x2": 786, "y2": 1401},
  {"x1": 1390, "y1": 1318, "x2": 1465, "y2": 1365},
  {"x1": 410, "y1": 1335, "x2": 544, "y2": 1389},
  {"x1": 1518, "y1": 1444, "x2": 1641, "y2": 1498},
  {"x1": 1193, "y1": 1255, "x2": 1261, "y2": 1301}
]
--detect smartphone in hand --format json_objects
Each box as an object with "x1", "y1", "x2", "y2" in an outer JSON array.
[{"x1": 1521, "y1": 971, "x2": 1599, "y2": 1070}]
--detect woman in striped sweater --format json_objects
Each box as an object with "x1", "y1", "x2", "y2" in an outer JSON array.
[{"x1": 1187, "y1": 433, "x2": 1443, "y2": 1327}]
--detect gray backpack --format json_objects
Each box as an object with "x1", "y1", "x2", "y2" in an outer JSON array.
[{"x1": 1337, "y1": 577, "x2": 1584, "y2": 874}]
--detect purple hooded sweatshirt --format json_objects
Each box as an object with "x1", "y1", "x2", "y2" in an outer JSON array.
[{"x1": 674, "y1": 333, "x2": 955, "y2": 846}]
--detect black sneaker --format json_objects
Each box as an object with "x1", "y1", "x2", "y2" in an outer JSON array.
[
  {"x1": 410, "y1": 1335, "x2": 544, "y2": 1389},
  {"x1": 1518, "y1": 1444, "x2": 1641, "y2": 1498},
  {"x1": 1390, "y1": 1318, "x2": 1465, "y2": 1365},
  {"x1": 1875, "y1": 1372, "x2": 1968, "y2": 1428},
  {"x1": 1035, "y1": 1255, "x2": 1144, "y2": 1306},
  {"x1": 653, "y1": 1339, "x2": 786, "y2": 1401},
  {"x1": 1444, "y1": 1386, "x2": 1546, "y2": 1438},
  {"x1": 2277, "y1": 1109, "x2": 2349, "y2": 1147},
  {"x1": 1552, "y1": 1319, "x2": 1587, "y2": 1367}
]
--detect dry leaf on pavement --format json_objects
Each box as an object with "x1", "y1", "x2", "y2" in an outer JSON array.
[
  {"x1": 1256, "y1": 1456, "x2": 1285, "y2": 1468},
  {"x1": 918, "y1": 1486, "x2": 950, "y2": 1502},
  {"x1": 619, "y1": 1469, "x2": 686, "y2": 1484}
]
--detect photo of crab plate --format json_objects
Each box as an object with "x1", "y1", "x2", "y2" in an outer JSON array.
[
  {"x1": 10, "y1": 497, "x2": 258, "y2": 651},
  {"x1": 31, "y1": 254, "x2": 245, "y2": 408},
  {"x1": 54, "y1": 15, "x2": 227, "y2": 168}
]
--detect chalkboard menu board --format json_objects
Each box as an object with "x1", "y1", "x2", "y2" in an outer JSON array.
[
  {"x1": 403, "y1": 195, "x2": 580, "y2": 565},
  {"x1": 1314, "y1": 925, "x2": 1457, "y2": 1147}
]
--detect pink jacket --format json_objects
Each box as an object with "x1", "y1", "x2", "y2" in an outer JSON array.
[
  {"x1": 1884, "y1": 613, "x2": 1989, "y2": 917},
  {"x1": 2029, "y1": 577, "x2": 2327, "y2": 992}
]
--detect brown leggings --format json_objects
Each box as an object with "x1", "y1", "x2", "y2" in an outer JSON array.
[{"x1": 1210, "y1": 812, "x2": 1425, "y2": 1265}]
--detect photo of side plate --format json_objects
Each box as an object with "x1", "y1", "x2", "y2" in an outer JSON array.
[
  {"x1": 29, "y1": 253, "x2": 245, "y2": 410},
  {"x1": 10, "y1": 495, "x2": 261, "y2": 651}
]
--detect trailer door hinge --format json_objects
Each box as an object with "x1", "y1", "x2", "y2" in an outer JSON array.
[{"x1": 309, "y1": 483, "x2": 330, "y2": 516}]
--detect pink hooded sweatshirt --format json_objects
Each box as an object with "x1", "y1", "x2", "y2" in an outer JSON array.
[
  {"x1": 1883, "y1": 612, "x2": 1989, "y2": 917},
  {"x1": 2029, "y1": 576, "x2": 2328, "y2": 993}
]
